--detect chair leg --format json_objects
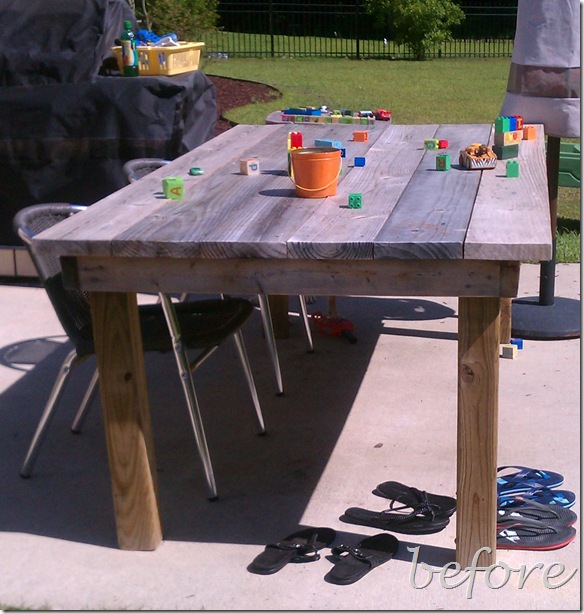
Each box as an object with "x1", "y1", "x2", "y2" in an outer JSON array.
[
  {"x1": 21, "y1": 348, "x2": 79, "y2": 477},
  {"x1": 70, "y1": 367, "x2": 99, "y2": 433},
  {"x1": 257, "y1": 293, "x2": 284, "y2": 396},
  {"x1": 158, "y1": 294, "x2": 218, "y2": 500},
  {"x1": 298, "y1": 295, "x2": 314, "y2": 352},
  {"x1": 232, "y1": 330, "x2": 266, "y2": 435}
]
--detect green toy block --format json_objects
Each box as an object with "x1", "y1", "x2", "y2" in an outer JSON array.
[
  {"x1": 495, "y1": 116, "x2": 511, "y2": 133},
  {"x1": 189, "y1": 167, "x2": 204, "y2": 176},
  {"x1": 506, "y1": 160, "x2": 520, "y2": 178},
  {"x1": 348, "y1": 193, "x2": 362, "y2": 209},
  {"x1": 493, "y1": 143, "x2": 519, "y2": 160},
  {"x1": 162, "y1": 176, "x2": 184, "y2": 199},
  {"x1": 436, "y1": 153, "x2": 451, "y2": 171}
]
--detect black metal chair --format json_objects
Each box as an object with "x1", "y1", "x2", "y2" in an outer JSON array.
[
  {"x1": 123, "y1": 158, "x2": 314, "y2": 396},
  {"x1": 13, "y1": 203, "x2": 266, "y2": 500}
]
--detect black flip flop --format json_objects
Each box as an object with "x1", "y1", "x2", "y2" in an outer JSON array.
[
  {"x1": 341, "y1": 504, "x2": 450, "y2": 535},
  {"x1": 374, "y1": 481, "x2": 457, "y2": 517},
  {"x1": 247, "y1": 527, "x2": 336, "y2": 575},
  {"x1": 498, "y1": 496, "x2": 578, "y2": 527},
  {"x1": 324, "y1": 533, "x2": 399, "y2": 585},
  {"x1": 497, "y1": 517, "x2": 577, "y2": 551}
]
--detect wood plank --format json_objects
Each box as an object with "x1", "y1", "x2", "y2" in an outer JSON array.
[
  {"x1": 33, "y1": 125, "x2": 288, "y2": 258},
  {"x1": 375, "y1": 124, "x2": 493, "y2": 259},
  {"x1": 465, "y1": 124, "x2": 552, "y2": 261},
  {"x1": 68, "y1": 256, "x2": 512, "y2": 298},
  {"x1": 456, "y1": 296, "x2": 500, "y2": 567},
  {"x1": 287, "y1": 125, "x2": 437, "y2": 259},
  {"x1": 110, "y1": 123, "x2": 379, "y2": 259},
  {"x1": 90, "y1": 291, "x2": 162, "y2": 550}
]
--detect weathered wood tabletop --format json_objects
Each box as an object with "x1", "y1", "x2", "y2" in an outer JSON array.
[{"x1": 33, "y1": 122, "x2": 552, "y2": 567}]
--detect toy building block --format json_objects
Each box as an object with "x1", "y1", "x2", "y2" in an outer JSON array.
[
  {"x1": 494, "y1": 130, "x2": 523, "y2": 146},
  {"x1": 188, "y1": 167, "x2": 204, "y2": 176},
  {"x1": 523, "y1": 125, "x2": 537, "y2": 140},
  {"x1": 240, "y1": 158, "x2": 260, "y2": 175},
  {"x1": 436, "y1": 153, "x2": 451, "y2": 171},
  {"x1": 289, "y1": 131, "x2": 303, "y2": 149},
  {"x1": 510, "y1": 337, "x2": 524, "y2": 350},
  {"x1": 506, "y1": 160, "x2": 520, "y2": 178},
  {"x1": 340, "y1": 148, "x2": 346, "y2": 158},
  {"x1": 507, "y1": 116, "x2": 517, "y2": 131},
  {"x1": 348, "y1": 193, "x2": 363, "y2": 209},
  {"x1": 424, "y1": 138, "x2": 440, "y2": 150},
  {"x1": 494, "y1": 116, "x2": 511, "y2": 133},
  {"x1": 438, "y1": 139, "x2": 449, "y2": 149},
  {"x1": 315, "y1": 138, "x2": 342, "y2": 148},
  {"x1": 162, "y1": 177, "x2": 184, "y2": 199},
  {"x1": 493, "y1": 143, "x2": 519, "y2": 159},
  {"x1": 500, "y1": 343, "x2": 518, "y2": 359},
  {"x1": 514, "y1": 115, "x2": 524, "y2": 130},
  {"x1": 353, "y1": 130, "x2": 368, "y2": 142},
  {"x1": 354, "y1": 157, "x2": 366, "y2": 167}
]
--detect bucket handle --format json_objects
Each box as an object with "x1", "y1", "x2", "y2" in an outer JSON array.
[{"x1": 289, "y1": 156, "x2": 343, "y2": 193}]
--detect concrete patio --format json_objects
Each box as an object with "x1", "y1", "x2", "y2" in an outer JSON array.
[{"x1": 0, "y1": 263, "x2": 580, "y2": 610}]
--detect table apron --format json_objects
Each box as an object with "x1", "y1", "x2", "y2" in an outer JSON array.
[{"x1": 63, "y1": 256, "x2": 520, "y2": 298}]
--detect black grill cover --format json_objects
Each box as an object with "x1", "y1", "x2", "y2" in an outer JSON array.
[{"x1": 0, "y1": 0, "x2": 216, "y2": 245}]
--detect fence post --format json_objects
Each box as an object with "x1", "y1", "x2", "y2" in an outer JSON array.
[
  {"x1": 355, "y1": 0, "x2": 361, "y2": 59},
  {"x1": 269, "y1": 0, "x2": 274, "y2": 58}
]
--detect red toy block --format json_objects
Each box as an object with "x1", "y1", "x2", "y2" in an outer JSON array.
[
  {"x1": 523, "y1": 125, "x2": 537, "y2": 140},
  {"x1": 438, "y1": 139, "x2": 449, "y2": 149},
  {"x1": 289, "y1": 131, "x2": 303, "y2": 148},
  {"x1": 514, "y1": 115, "x2": 524, "y2": 130}
]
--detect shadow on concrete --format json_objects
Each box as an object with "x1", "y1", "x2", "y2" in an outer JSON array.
[{"x1": 0, "y1": 295, "x2": 456, "y2": 564}]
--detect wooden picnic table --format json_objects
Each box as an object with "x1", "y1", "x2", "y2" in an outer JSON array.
[{"x1": 32, "y1": 121, "x2": 551, "y2": 567}]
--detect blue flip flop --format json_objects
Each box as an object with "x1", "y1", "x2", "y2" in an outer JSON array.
[
  {"x1": 497, "y1": 466, "x2": 564, "y2": 496},
  {"x1": 498, "y1": 486, "x2": 576, "y2": 510}
]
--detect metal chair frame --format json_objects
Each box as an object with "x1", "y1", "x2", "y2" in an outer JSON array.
[
  {"x1": 14, "y1": 203, "x2": 266, "y2": 500},
  {"x1": 123, "y1": 157, "x2": 314, "y2": 396}
]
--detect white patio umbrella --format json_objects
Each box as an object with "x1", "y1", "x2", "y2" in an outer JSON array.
[{"x1": 500, "y1": 0, "x2": 580, "y2": 339}]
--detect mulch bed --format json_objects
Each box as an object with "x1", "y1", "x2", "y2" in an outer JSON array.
[{"x1": 206, "y1": 75, "x2": 281, "y2": 135}]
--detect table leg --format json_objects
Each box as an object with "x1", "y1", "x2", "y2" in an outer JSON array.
[
  {"x1": 89, "y1": 291, "x2": 162, "y2": 550},
  {"x1": 268, "y1": 295, "x2": 290, "y2": 339},
  {"x1": 456, "y1": 296, "x2": 500, "y2": 567}
]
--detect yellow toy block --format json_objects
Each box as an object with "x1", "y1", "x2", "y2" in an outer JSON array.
[
  {"x1": 424, "y1": 138, "x2": 440, "y2": 150},
  {"x1": 500, "y1": 343, "x2": 518, "y2": 359},
  {"x1": 494, "y1": 130, "x2": 523, "y2": 146}
]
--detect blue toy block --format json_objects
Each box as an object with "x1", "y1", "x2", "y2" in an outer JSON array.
[
  {"x1": 354, "y1": 157, "x2": 366, "y2": 167},
  {"x1": 507, "y1": 116, "x2": 517, "y2": 131},
  {"x1": 340, "y1": 148, "x2": 346, "y2": 158},
  {"x1": 510, "y1": 337, "x2": 524, "y2": 350}
]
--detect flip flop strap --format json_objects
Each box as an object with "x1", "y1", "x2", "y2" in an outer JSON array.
[
  {"x1": 497, "y1": 466, "x2": 551, "y2": 482},
  {"x1": 331, "y1": 544, "x2": 373, "y2": 568},
  {"x1": 497, "y1": 517, "x2": 558, "y2": 535},
  {"x1": 267, "y1": 533, "x2": 321, "y2": 562},
  {"x1": 387, "y1": 497, "x2": 441, "y2": 522},
  {"x1": 500, "y1": 495, "x2": 561, "y2": 519}
]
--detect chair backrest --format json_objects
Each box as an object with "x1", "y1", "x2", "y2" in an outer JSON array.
[
  {"x1": 13, "y1": 204, "x2": 95, "y2": 356},
  {"x1": 122, "y1": 158, "x2": 170, "y2": 183}
]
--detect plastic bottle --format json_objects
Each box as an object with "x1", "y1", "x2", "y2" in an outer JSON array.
[{"x1": 120, "y1": 20, "x2": 139, "y2": 77}]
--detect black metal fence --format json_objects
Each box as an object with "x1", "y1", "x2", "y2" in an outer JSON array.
[{"x1": 201, "y1": 2, "x2": 517, "y2": 59}]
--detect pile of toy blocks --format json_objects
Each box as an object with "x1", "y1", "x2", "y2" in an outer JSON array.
[
  {"x1": 493, "y1": 115, "x2": 524, "y2": 160},
  {"x1": 281, "y1": 107, "x2": 375, "y2": 126}
]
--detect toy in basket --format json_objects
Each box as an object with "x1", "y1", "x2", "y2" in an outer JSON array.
[
  {"x1": 459, "y1": 143, "x2": 498, "y2": 170},
  {"x1": 113, "y1": 42, "x2": 205, "y2": 76}
]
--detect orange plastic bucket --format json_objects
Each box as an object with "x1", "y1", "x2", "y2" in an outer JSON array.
[{"x1": 290, "y1": 147, "x2": 342, "y2": 198}]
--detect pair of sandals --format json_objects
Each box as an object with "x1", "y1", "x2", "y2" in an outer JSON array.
[
  {"x1": 341, "y1": 481, "x2": 456, "y2": 535},
  {"x1": 248, "y1": 527, "x2": 399, "y2": 585},
  {"x1": 496, "y1": 466, "x2": 577, "y2": 551}
]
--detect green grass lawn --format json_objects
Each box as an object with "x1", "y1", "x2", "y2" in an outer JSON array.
[{"x1": 202, "y1": 56, "x2": 580, "y2": 263}]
